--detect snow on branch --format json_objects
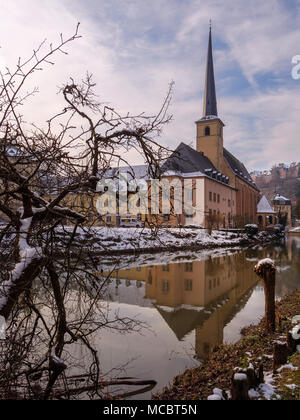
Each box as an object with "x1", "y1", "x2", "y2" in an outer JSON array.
[
  {"x1": 0, "y1": 216, "x2": 42, "y2": 312},
  {"x1": 50, "y1": 349, "x2": 67, "y2": 370}
]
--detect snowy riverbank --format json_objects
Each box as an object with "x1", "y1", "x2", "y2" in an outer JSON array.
[
  {"x1": 52, "y1": 226, "x2": 278, "y2": 256},
  {"x1": 0, "y1": 225, "x2": 283, "y2": 257}
]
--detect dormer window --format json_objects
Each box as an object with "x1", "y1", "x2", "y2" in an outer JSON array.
[{"x1": 205, "y1": 126, "x2": 210, "y2": 136}]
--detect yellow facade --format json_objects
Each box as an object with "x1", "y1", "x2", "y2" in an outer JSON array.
[
  {"x1": 272, "y1": 203, "x2": 292, "y2": 228},
  {"x1": 196, "y1": 119, "x2": 224, "y2": 171},
  {"x1": 196, "y1": 118, "x2": 260, "y2": 227}
]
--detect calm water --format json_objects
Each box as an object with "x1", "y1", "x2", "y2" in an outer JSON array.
[{"x1": 88, "y1": 236, "x2": 300, "y2": 399}]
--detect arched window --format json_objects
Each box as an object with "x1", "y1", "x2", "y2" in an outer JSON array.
[{"x1": 205, "y1": 126, "x2": 210, "y2": 136}]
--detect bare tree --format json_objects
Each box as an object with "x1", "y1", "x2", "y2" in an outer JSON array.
[{"x1": 0, "y1": 25, "x2": 172, "y2": 399}]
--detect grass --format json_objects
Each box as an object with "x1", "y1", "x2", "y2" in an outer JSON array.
[{"x1": 275, "y1": 353, "x2": 300, "y2": 400}]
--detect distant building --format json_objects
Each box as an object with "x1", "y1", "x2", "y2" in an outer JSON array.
[
  {"x1": 257, "y1": 195, "x2": 276, "y2": 229},
  {"x1": 272, "y1": 195, "x2": 292, "y2": 227},
  {"x1": 251, "y1": 162, "x2": 300, "y2": 185}
]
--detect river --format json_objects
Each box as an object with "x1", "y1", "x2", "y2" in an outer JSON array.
[{"x1": 76, "y1": 236, "x2": 300, "y2": 399}]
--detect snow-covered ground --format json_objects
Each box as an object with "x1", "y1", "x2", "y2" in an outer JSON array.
[
  {"x1": 0, "y1": 225, "x2": 278, "y2": 258},
  {"x1": 290, "y1": 227, "x2": 300, "y2": 233},
  {"x1": 53, "y1": 226, "x2": 248, "y2": 254}
]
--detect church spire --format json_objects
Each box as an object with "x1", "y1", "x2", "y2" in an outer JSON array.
[{"x1": 203, "y1": 24, "x2": 218, "y2": 118}]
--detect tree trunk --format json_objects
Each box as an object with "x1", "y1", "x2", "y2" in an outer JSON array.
[
  {"x1": 263, "y1": 269, "x2": 276, "y2": 333},
  {"x1": 0, "y1": 257, "x2": 47, "y2": 320}
]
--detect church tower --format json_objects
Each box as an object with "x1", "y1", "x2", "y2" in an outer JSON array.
[{"x1": 196, "y1": 25, "x2": 224, "y2": 171}]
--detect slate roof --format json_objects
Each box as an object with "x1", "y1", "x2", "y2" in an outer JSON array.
[
  {"x1": 223, "y1": 148, "x2": 259, "y2": 190},
  {"x1": 101, "y1": 143, "x2": 234, "y2": 187},
  {"x1": 162, "y1": 142, "x2": 217, "y2": 174},
  {"x1": 99, "y1": 142, "x2": 256, "y2": 191},
  {"x1": 203, "y1": 27, "x2": 218, "y2": 118},
  {"x1": 161, "y1": 142, "x2": 230, "y2": 185}
]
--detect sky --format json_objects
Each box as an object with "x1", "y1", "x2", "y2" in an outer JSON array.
[{"x1": 0, "y1": 0, "x2": 300, "y2": 171}]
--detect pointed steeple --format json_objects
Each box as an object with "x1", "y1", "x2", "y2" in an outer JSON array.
[{"x1": 203, "y1": 24, "x2": 218, "y2": 118}]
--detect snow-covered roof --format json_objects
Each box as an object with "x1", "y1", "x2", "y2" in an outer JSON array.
[
  {"x1": 274, "y1": 194, "x2": 289, "y2": 202},
  {"x1": 196, "y1": 115, "x2": 219, "y2": 121},
  {"x1": 257, "y1": 195, "x2": 275, "y2": 214},
  {"x1": 273, "y1": 194, "x2": 292, "y2": 206},
  {"x1": 5, "y1": 145, "x2": 25, "y2": 157},
  {"x1": 103, "y1": 164, "x2": 151, "y2": 181}
]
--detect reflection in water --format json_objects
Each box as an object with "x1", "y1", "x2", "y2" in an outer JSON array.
[
  {"x1": 107, "y1": 252, "x2": 259, "y2": 361},
  {"x1": 99, "y1": 237, "x2": 300, "y2": 398}
]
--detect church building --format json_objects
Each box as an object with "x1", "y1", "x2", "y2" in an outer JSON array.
[
  {"x1": 96, "y1": 27, "x2": 261, "y2": 229},
  {"x1": 193, "y1": 26, "x2": 260, "y2": 227},
  {"x1": 148, "y1": 26, "x2": 260, "y2": 228}
]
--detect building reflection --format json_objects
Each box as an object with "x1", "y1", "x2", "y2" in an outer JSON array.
[{"x1": 104, "y1": 238, "x2": 299, "y2": 360}]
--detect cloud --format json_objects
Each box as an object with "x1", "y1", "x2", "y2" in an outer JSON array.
[{"x1": 0, "y1": 0, "x2": 299, "y2": 171}]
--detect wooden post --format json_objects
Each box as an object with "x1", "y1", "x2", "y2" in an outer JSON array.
[
  {"x1": 273, "y1": 342, "x2": 288, "y2": 371},
  {"x1": 246, "y1": 364, "x2": 264, "y2": 388},
  {"x1": 258, "y1": 364, "x2": 264, "y2": 384},
  {"x1": 231, "y1": 373, "x2": 249, "y2": 400},
  {"x1": 254, "y1": 259, "x2": 276, "y2": 333},
  {"x1": 287, "y1": 331, "x2": 296, "y2": 355}
]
